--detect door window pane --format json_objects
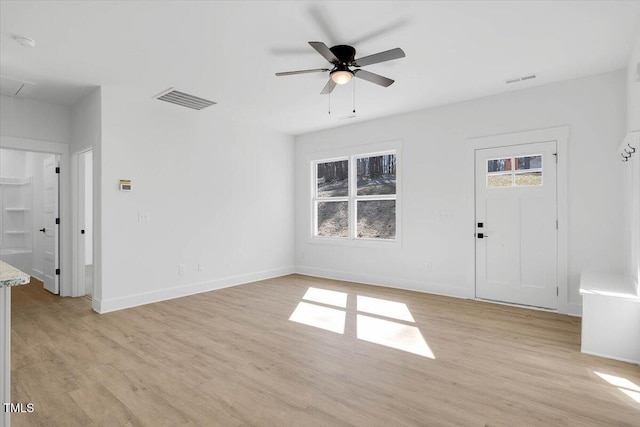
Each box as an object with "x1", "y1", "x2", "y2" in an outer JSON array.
[
  {"x1": 317, "y1": 160, "x2": 348, "y2": 197},
  {"x1": 356, "y1": 200, "x2": 396, "y2": 239},
  {"x1": 515, "y1": 171, "x2": 542, "y2": 186},
  {"x1": 357, "y1": 154, "x2": 396, "y2": 195},
  {"x1": 317, "y1": 201, "x2": 348, "y2": 237},
  {"x1": 515, "y1": 155, "x2": 542, "y2": 170},
  {"x1": 487, "y1": 158, "x2": 512, "y2": 173},
  {"x1": 487, "y1": 174, "x2": 513, "y2": 188}
]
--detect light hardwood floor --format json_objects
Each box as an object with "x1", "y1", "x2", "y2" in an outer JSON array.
[{"x1": 11, "y1": 275, "x2": 640, "y2": 426}]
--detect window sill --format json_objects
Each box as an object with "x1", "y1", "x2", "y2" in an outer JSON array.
[{"x1": 308, "y1": 236, "x2": 401, "y2": 249}]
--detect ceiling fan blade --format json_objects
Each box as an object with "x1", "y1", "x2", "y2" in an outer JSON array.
[
  {"x1": 309, "y1": 41, "x2": 339, "y2": 64},
  {"x1": 353, "y1": 69, "x2": 394, "y2": 87},
  {"x1": 353, "y1": 48, "x2": 406, "y2": 67},
  {"x1": 348, "y1": 19, "x2": 409, "y2": 46},
  {"x1": 320, "y1": 79, "x2": 337, "y2": 94},
  {"x1": 275, "y1": 68, "x2": 330, "y2": 76}
]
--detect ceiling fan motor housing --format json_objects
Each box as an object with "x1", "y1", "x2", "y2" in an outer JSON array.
[{"x1": 330, "y1": 45, "x2": 356, "y2": 66}]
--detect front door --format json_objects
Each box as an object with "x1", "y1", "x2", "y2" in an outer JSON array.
[
  {"x1": 42, "y1": 156, "x2": 59, "y2": 294},
  {"x1": 475, "y1": 141, "x2": 558, "y2": 309}
]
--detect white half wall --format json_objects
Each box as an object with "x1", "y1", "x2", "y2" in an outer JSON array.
[
  {"x1": 295, "y1": 70, "x2": 627, "y2": 315},
  {"x1": 95, "y1": 86, "x2": 295, "y2": 312}
]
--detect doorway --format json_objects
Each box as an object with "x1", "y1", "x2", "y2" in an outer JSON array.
[
  {"x1": 474, "y1": 140, "x2": 558, "y2": 309},
  {"x1": 76, "y1": 149, "x2": 93, "y2": 297},
  {"x1": 0, "y1": 148, "x2": 60, "y2": 293}
]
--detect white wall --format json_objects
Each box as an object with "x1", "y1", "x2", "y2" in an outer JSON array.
[
  {"x1": 627, "y1": 28, "x2": 640, "y2": 133},
  {"x1": 295, "y1": 70, "x2": 627, "y2": 315},
  {"x1": 95, "y1": 86, "x2": 295, "y2": 312},
  {"x1": 0, "y1": 96, "x2": 70, "y2": 143},
  {"x1": 625, "y1": 28, "x2": 640, "y2": 285}
]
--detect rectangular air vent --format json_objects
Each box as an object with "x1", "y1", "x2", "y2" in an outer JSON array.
[
  {"x1": 154, "y1": 88, "x2": 216, "y2": 110},
  {"x1": 506, "y1": 74, "x2": 537, "y2": 84}
]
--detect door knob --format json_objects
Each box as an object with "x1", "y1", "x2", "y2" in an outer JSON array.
[{"x1": 39, "y1": 228, "x2": 46, "y2": 233}]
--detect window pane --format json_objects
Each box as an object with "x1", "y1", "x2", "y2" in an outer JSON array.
[
  {"x1": 357, "y1": 200, "x2": 395, "y2": 239},
  {"x1": 317, "y1": 201, "x2": 348, "y2": 237},
  {"x1": 317, "y1": 160, "x2": 348, "y2": 197},
  {"x1": 487, "y1": 158, "x2": 512, "y2": 173},
  {"x1": 515, "y1": 155, "x2": 542, "y2": 170},
  {"x1": 357, "y1": 154, "x2": 396, "y2": 195},
  {"x1": 487, "y1": 174, "x2": 513, "y2": 188},
  {"x1": 515, "y1": 171, "x2": 542, "y2": 186}
]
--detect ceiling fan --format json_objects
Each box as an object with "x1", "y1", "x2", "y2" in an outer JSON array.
[{"x1": 276, "y1": 41, "x2": 405, "y2": 94}]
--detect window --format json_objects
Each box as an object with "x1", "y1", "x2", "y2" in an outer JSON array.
[
  {"x1": 313, "y1": 151, "x2": 397, "y2": 241},
  {"x1": 487, "y1": 154, "x2": 543, "y2": 188}
]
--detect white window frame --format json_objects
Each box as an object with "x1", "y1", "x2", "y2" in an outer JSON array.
[{"x1": 311, "y1": 145, "x2": 400, "y2": 247}]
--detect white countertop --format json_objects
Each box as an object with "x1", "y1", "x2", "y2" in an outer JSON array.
[{"x1": 0, "y1": 260, "x2": 30, "y2": 288}]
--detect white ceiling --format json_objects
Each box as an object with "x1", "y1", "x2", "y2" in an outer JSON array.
[{"x1": 1, "y1": 1, "x2": 639, "y2": 135}]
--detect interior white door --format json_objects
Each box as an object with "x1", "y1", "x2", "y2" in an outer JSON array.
[
  {"x1": 42, "y1": 156, "x2": 59, "y2": 294},
  {"x1": 475, "y1": 141, "x2": 557, "y2": 309}
]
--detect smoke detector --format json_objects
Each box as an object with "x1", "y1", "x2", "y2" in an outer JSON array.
[{"x1": 13, "y1": 35, "x2": 36, "y2": 48}]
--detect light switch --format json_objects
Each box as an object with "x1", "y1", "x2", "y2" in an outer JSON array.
[{"x1": 138, "y1": 212, "x2": 150, "y2": 223}]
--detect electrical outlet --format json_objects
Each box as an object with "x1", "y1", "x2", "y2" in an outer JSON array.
[
  {"x1": 198, "y1": 263, "x2": 204, "y2": 271},
  {"x1": 439, "y1": 209, "x2": 454, "y2": 220},
  {"x1": 424, "y1": 262, "x2": 432, "y2": 272},
  {"x1": 178, "y1": 264, "x2": 185, "y2": 275},
  {"x1": 138, "y1": 212, "x2": 150, "y2": 223}
]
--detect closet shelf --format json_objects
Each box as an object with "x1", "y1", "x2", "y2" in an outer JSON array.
[
  {"x1": 4, "y1": 208, "x2": 31, "y2": 212},
  {"x1": 4, "y1": 231, "x2": 30, "y2": 235}
]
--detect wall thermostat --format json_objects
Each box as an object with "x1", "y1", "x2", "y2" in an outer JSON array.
[{"x1": 119, "y1": 180, "x2": 131, "y2": 191}]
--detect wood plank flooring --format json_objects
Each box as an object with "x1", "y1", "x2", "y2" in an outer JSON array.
[{"x1": 10, "y1": 274, "x2": 640, "y2": 426}]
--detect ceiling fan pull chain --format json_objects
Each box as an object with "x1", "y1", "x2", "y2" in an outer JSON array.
[
  {"x1": 328, "y1": 90, "x2": 331, "y2": 115},
  {"x1": 353, "y1": 77, "x2": 356, "y2": 114}
]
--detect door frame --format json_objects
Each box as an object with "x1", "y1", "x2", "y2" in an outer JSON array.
[
  {"x1": 73, "y1": 148, "x2": 93, "y2": 297},
  {"x1": 0, "y1": 136, "x2": 72, "y2": 296},
  {"x1": 465, "y1": 126, "x2": 571, "y2": 315}
]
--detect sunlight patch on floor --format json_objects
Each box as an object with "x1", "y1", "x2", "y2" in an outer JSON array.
[
  {"x1": 289, "y1": 301, "x2": 346, "y2": 334},
  {"x1": 357, "y1": 295, "x2": 414, "y2": 322},
  {"x1": 594, "y1": 371, "x2": 640, "y2": 405},
  {"x1": 303, "y1": 287, "x2": 348, "y2": 308},
  {"x1": 356, "y1": 314, "x2": 435, "y2": 358}
]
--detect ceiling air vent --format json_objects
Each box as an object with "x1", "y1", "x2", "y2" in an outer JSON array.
[
  {"x1": 506, "y1": 74, "x2": 537, "y2": 84},
  {"x1": 153, "y1": 88, "x2": 216, "y2": 110}
]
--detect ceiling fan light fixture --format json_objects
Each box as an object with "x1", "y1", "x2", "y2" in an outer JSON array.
[{"x1": 331, "y1": 69, "x2": 353, "y2": 85}]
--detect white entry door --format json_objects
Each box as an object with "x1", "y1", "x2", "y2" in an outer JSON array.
[
  {"x1": 42, "y1": 156, "x2": 59, "y2": 294},
  {"x1": 475, "y1": 141, "x2": 558, "y2": 309}
]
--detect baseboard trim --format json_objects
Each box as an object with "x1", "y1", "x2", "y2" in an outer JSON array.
[
  {"x1": 94, "y1": 266, "x2": 295, "y2": 314},
  {"x1": 295, "y1": 266, "x2": 474, "y2": 300},
  {"x1": 567, "y1": 303, "x2": 582, "y2": 317},
  {"x1": 581, "y1": 349, "x2": 640, "y2": 365}
]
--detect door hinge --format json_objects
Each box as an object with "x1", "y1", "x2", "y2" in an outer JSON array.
[
  {"x1": 556, "y1": 219, "x2": 558, "y2": 229},
  {"x1": 55, "y1": 268, "x2": 60, "y2": 276},
  {"x1": 557, "y1": 287, "x2": 559, "y2": 296},
  {"x1": 55, "y1": 218, "x2": 60, "y2": 225},
  {"x1": 553, "y1": 153, "x2": 558, "y2": 164},
  {"x1": 55, "y1": 167, "x2": 60, "y2": 174}
]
